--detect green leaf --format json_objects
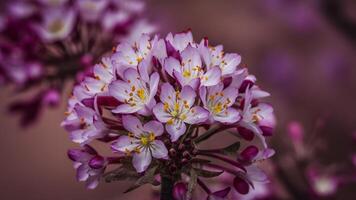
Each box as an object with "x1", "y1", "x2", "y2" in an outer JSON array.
[
  {"x1": 124, "y1": 165, "x2": 159, "y2": 193},
  {"x1": 193, "y1": 168, "x2": 224, "y2": 178},
  {"x1": 186, "y1": 168, "x2": 197, "y2": 199}
]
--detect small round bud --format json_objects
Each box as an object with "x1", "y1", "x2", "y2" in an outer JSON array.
[{"x1": 169, "y1": 148, "x2": 177, "y2": 157}]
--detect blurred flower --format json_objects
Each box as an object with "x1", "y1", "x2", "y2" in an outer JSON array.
[
  {"x1": 0, "y1": 0, "x2": 154, "y2": 126},
  {"x1": 307, "y1": 167, "x2": 338, "y2": 197}
]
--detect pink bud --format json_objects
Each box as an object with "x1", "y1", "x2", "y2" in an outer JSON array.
[
  {"x1": 233, "y1": 176, "x2": 249, "y2": 195},
  {"x1": 89, "y1": 155, "x2": 105, "y2": 169},
  {"x1": 173, "y1": 182, "x2": 187, "y2": 200},
  {"x1": 287, "y1": 121, "x2": 304, "y2": 143},
  {"x1": 240, "y1": 145, "x2": 259, "y2": 161},
  {"x1": 42, "y1": 89, "x2": 60, "y2": 107}
]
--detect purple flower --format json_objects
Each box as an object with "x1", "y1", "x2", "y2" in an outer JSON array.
[
  {"x1": 67, "y1": 145, "x2": 106, "y2": 189},
  {"x1": 33, "y1": 7, "x2": 76, "y2": 42},
  {"x1": 0, "y1": 0, "x2": 153, "y2": 126},
  {"x1": 153, "y1": 83, "x2": 209, "y2": 141},
  {"x1": 111, "y1": 115, "x2": 168, "y2": 172},
  {"x1": 200, "y1": 83, "x2": 241, "y2": 124},
  {"x1": 62, "y1": 104, "x2": 107, "y2": 144},
  {"x1": 164, "y1": 46, "x2": 222, "y2": 89},
  {"x1": 199, "y1": 40, "x2": 241, "y2": 76},
  {"x1": 109, "y1": 68, "x2": 159, "y2": 116},
  {"x1": 62, "y1": 32, "x2": 276, "y2": 195}
]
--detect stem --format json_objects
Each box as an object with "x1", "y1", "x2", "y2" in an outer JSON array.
[
  {"x1": 160, "y1": 175, "x2": 174, "y2": 200},
  {"x1": 198, "y1": 152, "x2": 245, "y2": 171},
  {"x1": 197, "y1": 178, "x2": 211, "y2": 194},
  {"x1": 194, "y1": 125, "x2": 222, "y2": 144}
]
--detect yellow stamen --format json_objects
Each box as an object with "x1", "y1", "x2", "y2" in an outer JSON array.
[{"x1": 137, "y1": 89, "x2": 146, "y2": 101}]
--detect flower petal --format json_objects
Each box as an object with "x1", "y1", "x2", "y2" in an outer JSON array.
[
  {"x1": 201, "y1": 66, "x2": 221, "y2": 86},
  {"x1": 213, "y1": 108, "x2": 241, "y2": 124},
  {"x1": 112, "y1": 104, "x2": 141, "y2": 114},
  {"x1": 143, "y1": 120, "x2": 164, "y2": 136},
  {"x1": 163, "y1": 57, "x2": 180, "y2": 76},
  {"x1": 180, "y1": 85, "x2": 196, "y2": 107},
  {"x1": 184, "y1": 106, "x2": 209, "y2": 124},
  {"x1": 148, "y1": 72, "x2": 160, "y2": 101},
  {"x1": 153, "y1": 103, "x2": 171, "y2": 123},
  {"x1": 221, "y1": 53, "x2": 241, "y2": 76},
  {"x1": 159, "y1": 83, "x2": 176, "y2": 105},
  {"x1": 151, "y1": 140, "x2": 168, "y2": 159},
  {"x1": 133, "y1": 149, "x2": 152, "y2": 172},
  {"x1": 111, "y1": 136, "x2": 138, "y2": 152},
  {"x1": 109, "y1": 80, "x2": 130, "y2": 102},
  {"x1": 122, "y1": 115, "x2": 143, "y2": 136},
  {"x1": 166, "y1": 121, "x2": 186, "y2": 142}
]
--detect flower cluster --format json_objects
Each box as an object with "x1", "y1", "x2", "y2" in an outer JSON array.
[
  {"x1": 63, "y1": 31, "x2": 276, "y2": 199},
  {"x1": 0, "y1": 0, "x2": 154, "y2": 126}
]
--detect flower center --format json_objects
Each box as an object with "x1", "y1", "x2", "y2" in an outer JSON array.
[
  {"x1": 137, "y1": 88, "x2": 146, "y2": 101},
  {"x1": 49, "y1": 19, "x2": 64, "y2": 33},
  {"x1": 140, "y1": 132, "x2": 155, "y2": 146}
]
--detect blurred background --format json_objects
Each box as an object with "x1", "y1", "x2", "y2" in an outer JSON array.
[{"x1": 0, "y1": 0, "x2": 355, "y2": 199}]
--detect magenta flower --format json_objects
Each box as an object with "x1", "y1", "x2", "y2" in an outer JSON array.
[
  {"x1": 112, "y1": 115, "x2": 168, "y2": 172},
  {"x1": 0, "y1": 0, "x2": 153, "y2": 126},
  {"x1": 62, "y1": 32, "x2": 275, "y2": 198}
]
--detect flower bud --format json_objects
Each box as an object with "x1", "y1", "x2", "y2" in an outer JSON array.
[
  {"x1": 169, "y1": 148, "x2": 177, "y2": 157},
  {"x1": 240, "y1": 145, "x2": 258, "y2": 161},
  {"x1": 173, "y1": 182, "x2": 187, "y2": 200},
  {"x1": 89, "y1": 155, "x2": 105, "y2": 169},
  {"x1": 233, "y1": 176, "x2": 249, "y2": 194}
]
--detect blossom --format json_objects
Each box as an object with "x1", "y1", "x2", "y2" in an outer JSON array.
[
  {"x1": 164, "y1": 46, "x2": 222, "y2": 89},
  {"x1": 62, "y1": 32, "x2": 275, "y2": 197},
  {"x1": 199, "y1": 40, "x2": 241, "y2": 76},
  {"x1": 111, "y1": 115, "x2": 168, "y2": 172},
  {"x1": 62, "y1": 104, "x2": 107, "y2": 144},
  {"x1": 34, "y1": 7, "x2": 76, "y2": 42},
  {"x1": 109, "y1": 68, "x2": 159, "y2": 116},
  {"x1": 200, "y1": 83, "x2": 240, "y2": 124},
  {"x1": 153, "y1": 83, "x2": 209, "y2": 141},
  {"x1": 67, "y1": 145, "x2": 107, "y2": 189},
  {"x1": 82, "y1": 57, "x2": 115, "y2": 96},
  {"x1": 238, "y1": 88, "x2": 276, "y2": 137}
]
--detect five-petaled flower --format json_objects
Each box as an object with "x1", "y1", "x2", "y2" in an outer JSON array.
[
  {"x1": 109, "y1": 67, "x2": 159, "y2": 116},
  {"x1": 111, "y1": 115, "x2": 168, "y2": 172},
  {"x1": 153, "y1": 83, "x2": 209, "y2": 141},
  {"x1": 200, "y1": 83, "x2": 241, "y2": 124}
]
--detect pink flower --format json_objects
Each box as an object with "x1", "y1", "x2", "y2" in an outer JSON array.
[
  {"x1": 67, "y1": 145, "x2": 106, "y2": 189},
  {"x1": 111, "y1": 115, "x2": 168, "y2": 172},
  {"x1": 109, "y1": 68, "x2": 159, "y2": 116},
  {"x1": 62, "y1": 104, "x2": 107, "y2": 144},
  {"x1": 0, "y1": 0, "x2": 153, "y2": 126},
  {"x1": 200, "y1": 83, "x2": 241, "y2": 124},
  {"x1": 153, "y1": 83, "x2": 209, "y2": 141},
  {"x1": 62, "y1": 32, "x2": 275, "y2": 195},
  {"x1": 164, "y1": 46, "x2": 222, "y2": 89}
]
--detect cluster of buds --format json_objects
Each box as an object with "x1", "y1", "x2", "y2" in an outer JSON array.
[
  {"x1": 63, "y1": 31, "x2": 276, "y2": 199},
  {"x1": 0, "y1": 0, "x2": 154, "y2": 126}
]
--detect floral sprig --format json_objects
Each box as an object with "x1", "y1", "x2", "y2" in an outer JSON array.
[
  {"x1": 63, "y1": 31, "x2": 276, "y2": 199},
  {"x1": 0, "y1": 0, "x2": 154, "y2": 126}
]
